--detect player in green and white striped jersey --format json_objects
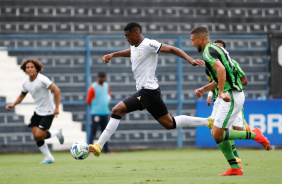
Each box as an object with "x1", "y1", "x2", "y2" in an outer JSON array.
[
  {"x1": 206, "y1": 40, "x2": 251, "y2": 164},
  {"x1": 190, "y1": 26, "x2": 271, "y2": 176}
]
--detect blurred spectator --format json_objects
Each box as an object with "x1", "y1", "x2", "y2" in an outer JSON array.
[{"x1": 86, "y1": 71, "x2": 111, "y2": 153}]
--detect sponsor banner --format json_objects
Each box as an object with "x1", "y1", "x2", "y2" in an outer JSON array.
[{"x1": 195, "y1": 99, "x2": 282, "y2": 147}]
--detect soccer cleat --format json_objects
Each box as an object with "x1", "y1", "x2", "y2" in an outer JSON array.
[
  {"x1": 57, "y1": 129, "x2": 64, "y2": 144},
  {"x1": 244, "y1": 119, "x2": 251, "y2": 131},
  {"x1": 40, "y1": 158, "x2": 55, "y2": 164},
  {"x1": 89, "y1": 143, "x2": 102, "y2": 157},
  {"x1": 207, "y1": 116, "x2": 214, "y2": 129},
  {"x1": 217, "y1": 167, "x2": 243, "y2": 176},
  {"x1": 252, "y1": 128, "x2": 271, "y2": 150},
  {"x1": 235, "y1": 156, "x2": 242, "y2": 163}
]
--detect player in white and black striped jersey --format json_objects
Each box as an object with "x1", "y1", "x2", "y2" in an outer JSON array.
[{"x1": 6, "y1": 59, "x2": 64, "y2": 164}]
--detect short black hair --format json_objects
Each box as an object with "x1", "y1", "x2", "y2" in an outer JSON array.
[
  {"x1": 124, "y1": 21, "x2": 142, "y2": 32},
  {"x1": 190, "y1": 25, "x2": 209, "y2": 39},
  {"x1": 214, "y1": 39, "x2": 226, "y2": 49},
  {"x1": 98, "y1": 71, "x2": 106, "y2": 77}
]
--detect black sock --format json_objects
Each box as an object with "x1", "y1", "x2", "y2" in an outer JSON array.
[
  {"x1": 172, "y1": 117, "x2": 176, "y2": 129},
  {"x1": 111, "y1": 114, "x2": 122, "y2": 119},
  {"x1": 36, "y1": 140, "x2": 44, "y2": 147},
  {"x1": 46, "y1": 131, "x2": 51, "y2": 139}
]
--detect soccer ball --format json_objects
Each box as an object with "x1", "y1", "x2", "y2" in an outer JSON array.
[{"x1": 70, "y1": 141, "x2": 89, "y2": 160}]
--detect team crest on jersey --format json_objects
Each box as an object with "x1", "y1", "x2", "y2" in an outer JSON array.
[{"x1": 137, "y1": 49, "x2": 142, "y2": 58}]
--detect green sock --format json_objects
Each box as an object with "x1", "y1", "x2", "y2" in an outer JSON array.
[
  {"x1": 217, "y1": 140, "x2": 239, "y2": 169},
  {"x1": 230, "y1": 140, "x2": 240, "y2": 158},
  {"x1": 223, "y1": 129, "x2": 255, "y2": 140}
]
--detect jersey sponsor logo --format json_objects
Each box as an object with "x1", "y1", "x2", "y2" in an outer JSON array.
[
  {"x1": 149, "y1": 43, "x2": 158, "y2": 50},
  {"x1": 137, "y1": 96, "x2": 141, "y2": 100},
  {"x1": 39, "y1": 125, "x2": 44, "y2": 129}
]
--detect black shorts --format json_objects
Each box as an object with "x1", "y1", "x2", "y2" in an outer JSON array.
[
  {"x1": 28, "y1": 112, "x2": 54, "y2": 131},
  {"x1": 123, "y1": 87, "x2": 168, "y2": 120}
]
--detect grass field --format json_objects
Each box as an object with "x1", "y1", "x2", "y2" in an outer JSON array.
[{"x1": 1, "y1": 148, "x2": 282, "y2": 184}]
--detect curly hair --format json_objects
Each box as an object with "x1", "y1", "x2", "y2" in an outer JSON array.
[{"x1": 20, "y1": 58, "x2": 43, "y2": 72}]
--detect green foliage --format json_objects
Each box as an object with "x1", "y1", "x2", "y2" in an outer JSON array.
[{"x1": 0, "y1": 148, "x2": 281, "y2": 184}]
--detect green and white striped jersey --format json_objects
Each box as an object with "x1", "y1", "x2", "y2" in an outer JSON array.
[{"x1": 203, "y1": 42, "x2": 244, "y2": 93}]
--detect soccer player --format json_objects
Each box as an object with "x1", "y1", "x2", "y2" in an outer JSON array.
[
  {"x1": 88, "y1": 21, "x2": 209, "y2": 156},
  {"x1": 6, "y1": 59, "x2": 64, "y2": 164},
  {"x1": 86, "y1": 71, "x2": 112, "y2": 153},
  {"x1": 207, "y1": 40, "x2": 251, "y2": 163},
  {"x1": 190, "y1": 26, "x2": 271, "y2": 176}
]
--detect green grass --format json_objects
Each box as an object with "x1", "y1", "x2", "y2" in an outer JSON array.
[{"x1": 1, "y1": 148, "x2": 282, "y2": 184}]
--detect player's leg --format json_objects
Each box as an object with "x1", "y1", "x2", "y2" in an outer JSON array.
[
  {"x1": 32, "y1": 127, "x2": 55, "y2": 164},
  {"x1": 173, "y1": 98, "x2": 221, "y2": 129},
  {"x1": 42, "y1": 114, "x2": 64, "y2": 144},
  {"x1": 229, "y1": 109, "x2": 246, "y2": 163},
  {"x1": 90, "y1": 95, "x2": 143, "y2": 157},
  {"x1": 145, "y1": 91, "x2": 212, "y2": 129},
  {"x1": 100, "y1": 115, "x2": 110, "y2": 153},
  {"x1": 29, "y1": 112, "x2": 54, "y2": 163},
  {"x1": 174, "y1": 115, "x2": 213, "y2": 129},
  {"x1": 89, "y1": 115, "x2": 98, "y2": 144},
  {"x1": 211, "y1": 91, "x2": 244, "y2": 175},
  {"x1": 213, "y1": 92, "x2": 270, "y2": 147}
]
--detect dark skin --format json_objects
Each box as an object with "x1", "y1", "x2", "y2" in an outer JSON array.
[
  {"x1": 98, "y1": 76, "x2": 107, "y2": 85},
  {"x1": 102, "y1": 27, "x2": 205, "y2": 130},
  {"x1": 6, "y1": 62, "x2": 61, "y2": 142}
]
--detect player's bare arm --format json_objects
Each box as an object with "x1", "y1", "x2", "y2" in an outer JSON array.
[
  {"x1": 195, "y1": 81, "x2": 217, "y2": 98},
  {"x1": 160, "y1": 44, "x2": 205, "y2": 67},
  {"x1": 103, "y1": 49, "x2": 131, "y2": 63},
  {"x1": 240, "y1": 75, "x2": 248, "y2": 86},
  {"x1": 49, "y1": 83, "x2": 60, "y2": 117},
  {"x1": 6, "y1": 94, "x2": 26, "y2": 110},
  {"x1": 213, "y1": 60, "x2": 231, "y2": 102}
]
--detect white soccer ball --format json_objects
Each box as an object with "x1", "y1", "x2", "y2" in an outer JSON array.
[{"x1": 70, "y1": 141, "x2": 89, "y2": 160}]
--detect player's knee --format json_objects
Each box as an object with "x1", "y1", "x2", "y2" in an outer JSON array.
[
  {"x1": 112, "y1": 105, "x2": 126, "y2": 117},
  {"x1": 161, "y1": 121, "x2": 174, "y2": 130},
  {"x1": 33, "y1": 133, "x2": 45, "y2": 141},
  {"x1": 211, "y1": 131, "x2": 222, "y2": 141}
]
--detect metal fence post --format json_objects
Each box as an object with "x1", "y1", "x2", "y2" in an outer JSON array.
[
  {"x1": 85, "y1": 35, "x2": 91, "y2": 144},
  {"x1": 177, "y1": 36, "x2": 183, "y2": 147}
]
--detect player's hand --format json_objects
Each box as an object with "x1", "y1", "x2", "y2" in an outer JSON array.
[
  {"x1": 54, "y1": 108, "x2": 59, "y2": 118},
  {"x1": 220, "y1": 93, "x2": 231, "y2": 102},
  {"x1": 206, "y1": 96, "x2": 212, "y2": 106},
  {"x1": 102, "y1": 54, "x2": 114, "y2": 63},
  {"x1": 195, "y1": 88, "x2": 204, "y2": 98},
  {"x1": 6, "y1": 104, "x2": 14, "y2": 111},
  {"x1": 191, "y1": 59, "x2": 205, "y2": 67}
]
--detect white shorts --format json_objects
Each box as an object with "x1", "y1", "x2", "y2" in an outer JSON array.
[
  {"x1": 211, "y1": 91, "x2": 245, "y2": 129},
  {"x1": 232, "y1": 108, "x2": 244, "y2": 128}
]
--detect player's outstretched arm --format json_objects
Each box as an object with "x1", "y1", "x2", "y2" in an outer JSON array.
[
  {"x1": 5, "y1": 94, "x2": 26, "y2": 110},
  {"x1": 160, "y1": 44, "x2": 205, "y2": 67},
  {"x1": 49, "y1": 83, "x2": 60, "y2": 117},
  {"x1": 102, "y1": 49, "x2": 131, "y2": 63},
  {"x1": 195, "y1": 81, "x2": 217, "y2": 98}
]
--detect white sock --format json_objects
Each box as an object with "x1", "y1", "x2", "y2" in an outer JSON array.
[
  {"x1": 174, "y1": 115, "x2": 209, "y2": 128},
  {"x1": 49, "y1": 129, "x2": 60, "y2": 138},
  {"x1": 97, "y1": 117, "x2": 120, "y2": 149},
  {"x1": 39, "y1": 142, "x2": 54, "y2": 160}
]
